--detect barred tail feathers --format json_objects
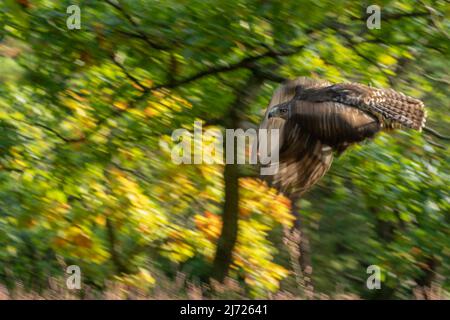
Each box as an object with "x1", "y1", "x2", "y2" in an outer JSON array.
[
  {"x1": 368, "y1": 88, "x2": 426, "y2": 131},
  {"x1": 331, "y1": 84, "x2": 427, "y2": 131}
]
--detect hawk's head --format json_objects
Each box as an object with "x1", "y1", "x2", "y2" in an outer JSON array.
[{"x1": 268, "y1": 102, "x2": 290, "y2": 120}]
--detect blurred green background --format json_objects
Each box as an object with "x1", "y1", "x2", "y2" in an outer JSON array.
[{"x1": 0, "y1": 0, "x2": 448, "y2": 299}]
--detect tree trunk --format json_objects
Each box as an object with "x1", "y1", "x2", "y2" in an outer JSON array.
[
  {"x1": 415, "y1": 256, "x2": 438, "y2": 300},
  {"x1": 106, "y1": 217, "x2": 129, "y2": 274},
  {"x1": 290, "y1": 195, "x2": 314, "y2": 294},
  {"x1": 211, "y1": 163, "x2": 240, "y2": 282},
  {"x1": 211, "y1": 73, "x2": 264, "y2": 282}
]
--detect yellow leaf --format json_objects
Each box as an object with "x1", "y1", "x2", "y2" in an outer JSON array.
[
  {"x1": 379, "y1": 54, "x2": 396, "y2": 66},
  {"x1": 114, "y1": 101, "x2": 128, "y2": 110}
]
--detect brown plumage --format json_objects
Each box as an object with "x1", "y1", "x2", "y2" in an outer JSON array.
[{"x1": 260, "y1": 77, "x2": 426, "y2": 195}]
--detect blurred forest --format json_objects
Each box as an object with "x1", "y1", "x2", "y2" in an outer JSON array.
[{"x1": 0, "y1": 0, "x2": 448, "y2": 299}]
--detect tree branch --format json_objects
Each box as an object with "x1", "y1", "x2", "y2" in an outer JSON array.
[
  {"x1": 16, "y1": 120, "x2": 85, "y2": 144},
  {"x1": 349, "y1": 10, "x2": 429, "y2": 22},
  {"x1": 423, "y1": 126, "x2": 450, "y2": 140},
  {"x1": 338, "y1": 32, "x2": 389, "y2": 76},
  {"x1": 151, "y1": 45, "x2": 304, "y2": 91},
  {"x1": 425, "y1": 138, "x2": 446, "y2": 149},
  {"x1": 105, "y1": 0, "x2": 172, "y2": 50},
  {"x1": 424, "y1": 74, "x2": 450, "y2": 85},
  {"x1": 110, "y1": 53, "x2": 147, "y2": 91}
]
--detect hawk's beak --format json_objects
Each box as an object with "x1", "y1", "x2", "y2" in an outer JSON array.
[{"x1": 268, "y1": 110, "x2": 275, "y2": 119}]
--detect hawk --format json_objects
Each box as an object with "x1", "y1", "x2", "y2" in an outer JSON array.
[{"x1": 259, "y1": 77, "x2": 426, "y2": 195}]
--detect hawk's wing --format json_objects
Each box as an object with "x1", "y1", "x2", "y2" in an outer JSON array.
[
  {"x1": 288, "y1": 99, "x2": 381, "y2": 149},
  {"x1": 299, "y1": 83, "x2": 426, "y2": 130}
]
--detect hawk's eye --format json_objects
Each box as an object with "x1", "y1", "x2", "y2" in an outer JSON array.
[{"x1": 281, "y1": 109, "x2": 287, "y2": 113}]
